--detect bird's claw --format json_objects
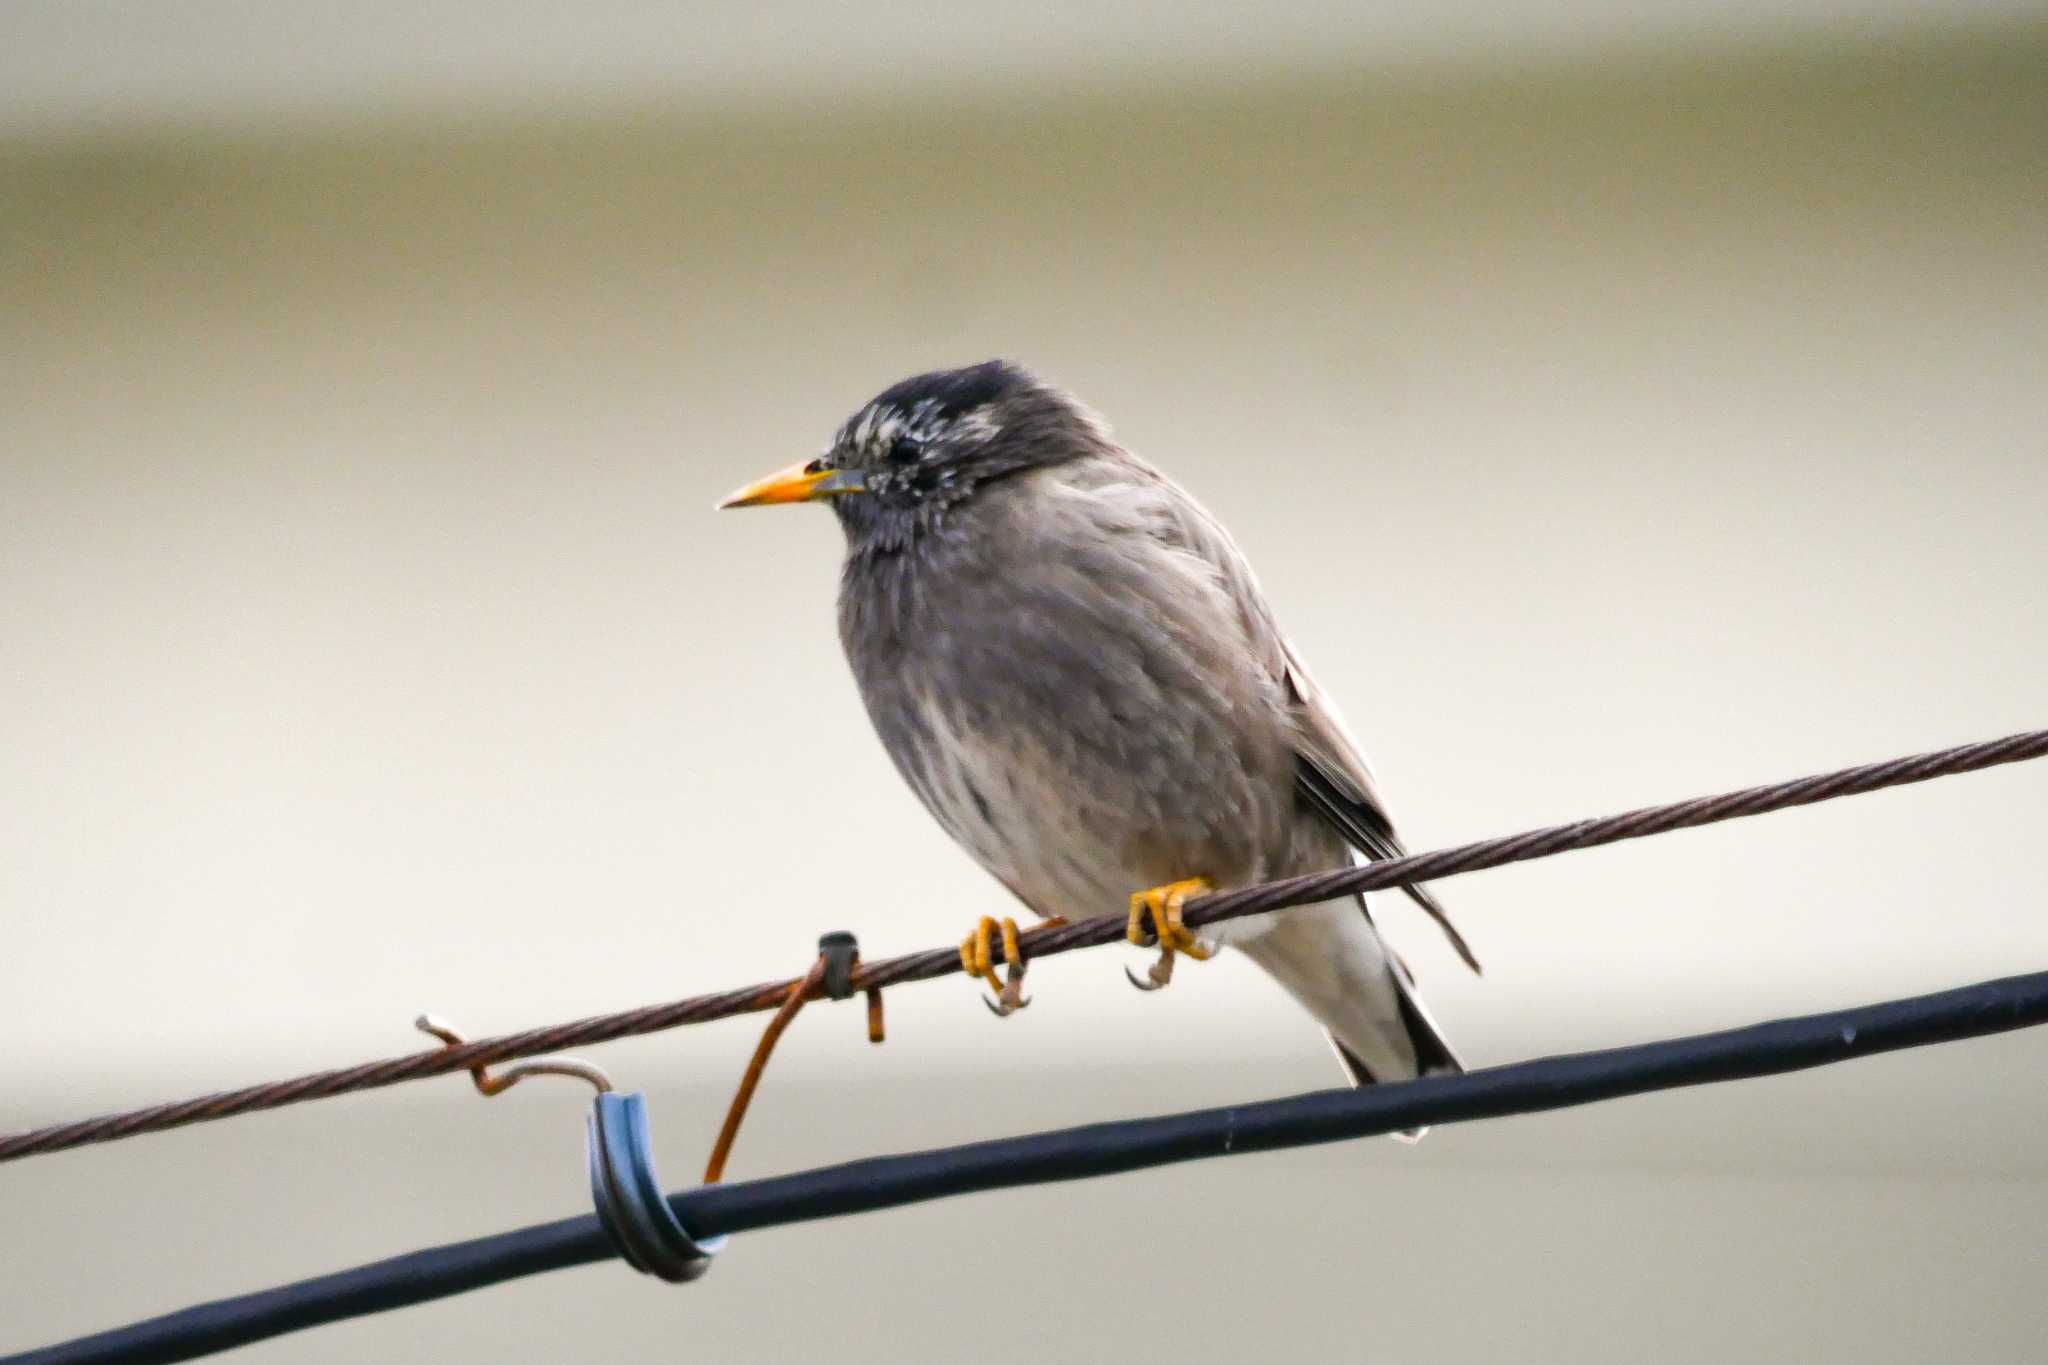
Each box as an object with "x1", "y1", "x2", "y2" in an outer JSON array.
[
  {"x1": 1125, "y1": 877, "x2": 1215, "y2": 994},
  {"x1": 961, "y1": 915, "x2": 1030, "y2": 1017},
  {"x1": 983, "y1": 983, "x2": 1031, "y2": 1016},
  {"x1": 981, "y1": 963, "x2": 1033, "y2": 1016}
]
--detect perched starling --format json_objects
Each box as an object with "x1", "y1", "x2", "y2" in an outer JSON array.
[{"x1": 721, "y1": 361, "x2": 1474, "y2": 1114}]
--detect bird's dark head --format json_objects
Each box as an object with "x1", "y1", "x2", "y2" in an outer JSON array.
[{"x1": 717, "y1": 361, "x2": 1105, "y2": 550}]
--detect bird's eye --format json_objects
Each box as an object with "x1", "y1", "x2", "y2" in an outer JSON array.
[{"x1": 888, "y1": 435, "x2": 922, "y2": 465}]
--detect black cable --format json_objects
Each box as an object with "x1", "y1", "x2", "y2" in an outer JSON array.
[{"x1": 12, "y1": 967, "x2": 2048, "y2": 1365}]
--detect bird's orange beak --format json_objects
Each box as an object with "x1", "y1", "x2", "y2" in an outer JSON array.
[{"x1": 715, "y1": 461, "x2": 867, "y2": 509}]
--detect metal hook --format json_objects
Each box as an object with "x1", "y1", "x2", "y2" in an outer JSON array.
[
  {"x1": 587, "y1": 1091, "x2": 727, "y2": 1282},
  {"x1": 413, "y1": 1012, "x2": 721, "y2": 1282},
  {"x1": 414, "y1": 1013, "x2": 614, "y2": 1096}
]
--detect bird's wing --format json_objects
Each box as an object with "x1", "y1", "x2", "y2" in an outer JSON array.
[
  {"x1": 1279, "y1": 636, "x2": 1480, "y2": 973},
  {"x1": 1103, "y1": 452, "x2": 1481, "y2": 974}
]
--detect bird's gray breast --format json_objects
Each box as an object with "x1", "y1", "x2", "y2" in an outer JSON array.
[{"x1": 836, "y1": 472, "x2": 1299, "y2": 918}]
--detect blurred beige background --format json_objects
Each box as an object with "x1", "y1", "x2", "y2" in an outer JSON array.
[{"x1": 4, "y1": 4, "x2": 2047, "y2": 1361}]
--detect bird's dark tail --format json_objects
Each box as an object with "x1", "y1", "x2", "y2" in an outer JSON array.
[
  {"x1": 1236, "y1": 895, "x2": 1462, "y2": 1141},
  {"x1": 1327, "y1": 940, "x2": 1463, "y2": 1143}
]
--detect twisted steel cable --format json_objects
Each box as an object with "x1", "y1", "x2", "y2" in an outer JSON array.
[{"x1": 3, "y1": 725, "x2": 2043, "y2": 1164}]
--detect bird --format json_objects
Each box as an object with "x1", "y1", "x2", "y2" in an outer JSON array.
[{"x1": 718, "y1": 360, "x2": 1476, "y2": 1108}]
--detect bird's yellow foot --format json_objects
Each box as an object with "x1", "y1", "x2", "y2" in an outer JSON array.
[
  {"x1": 1125, "y1": 876, "x2": 1215, "y2": 992},
  {"x1": 961, "y1": 915, "x2": 1030, "y2": 1016}
]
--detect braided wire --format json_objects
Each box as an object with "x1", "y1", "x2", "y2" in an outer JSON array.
[{"x1": 3, "y1": 725, "x2": 2041, "y2": 1163}]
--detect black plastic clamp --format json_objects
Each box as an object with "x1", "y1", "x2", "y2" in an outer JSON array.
[{"x1": 818, "y1": 930, "x2": 861, "y2": 1000}]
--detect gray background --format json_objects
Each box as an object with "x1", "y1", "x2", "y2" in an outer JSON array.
[{"x1": 4, "y1": 5, "x2": 2046, "y2": 1361}]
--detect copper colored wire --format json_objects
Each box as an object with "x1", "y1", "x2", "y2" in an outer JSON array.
[{"x1": 701, "y1": 958, "x2": 826, "y2": 1186}]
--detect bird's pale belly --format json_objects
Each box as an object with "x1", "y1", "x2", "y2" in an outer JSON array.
[{"x1": 891, "y1": 680, "x2": 1299, "y2": 929}]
